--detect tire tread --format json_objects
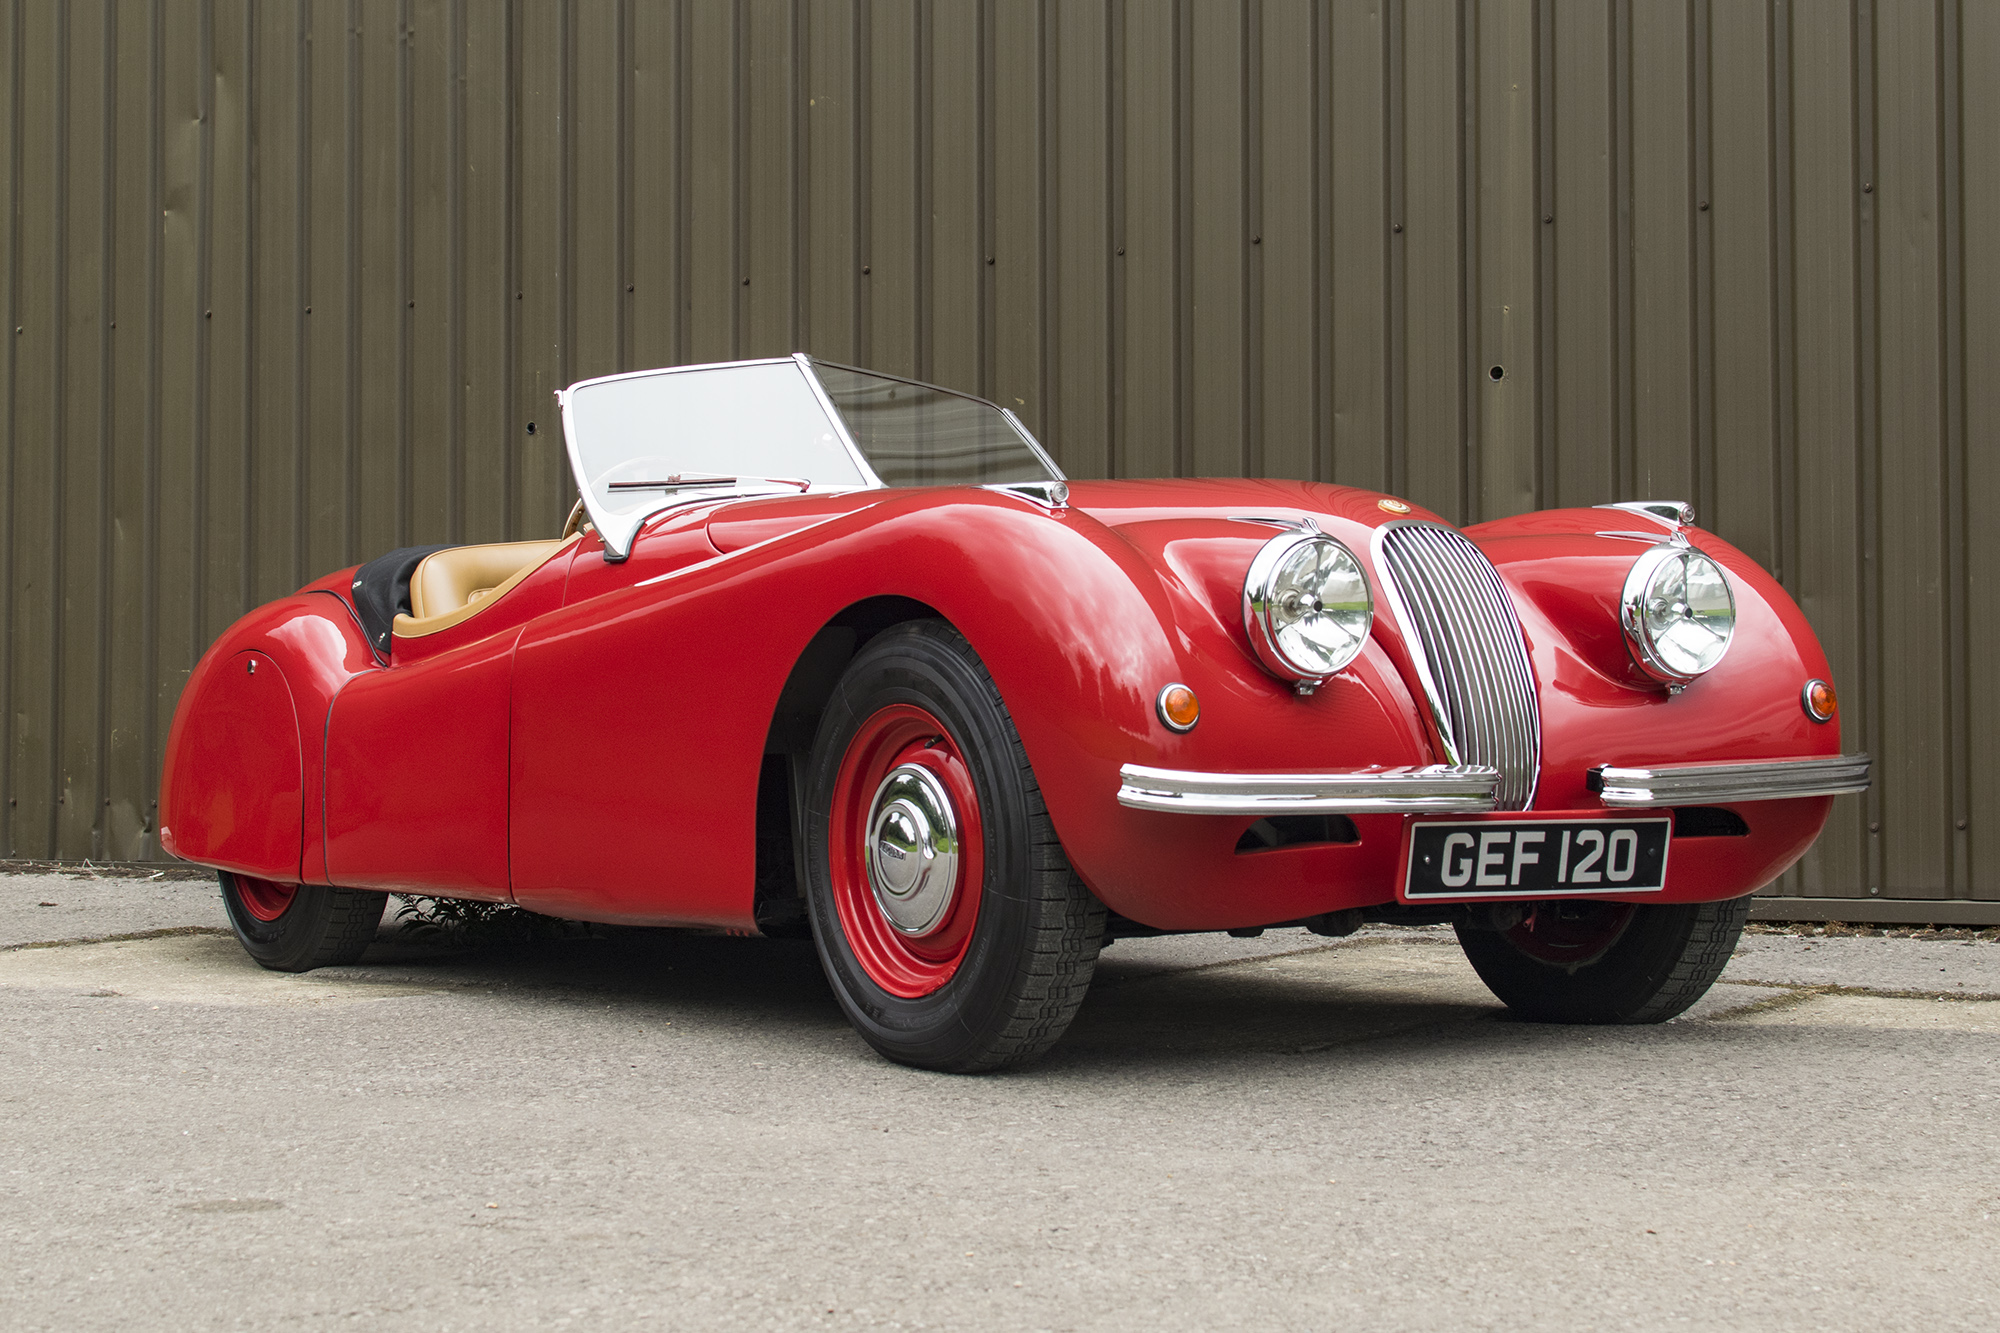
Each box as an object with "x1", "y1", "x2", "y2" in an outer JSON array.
[
  {"x1": 1456, "y1": 894, "x2": 1751, "y2": 1025},
  {"x1": 929, "y1": 622, "x2": 1103, "y2": 1070}
]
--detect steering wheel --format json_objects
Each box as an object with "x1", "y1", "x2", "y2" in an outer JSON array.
[{"x1": 561, "y1": 498, "x2": 589, "y2": 539}]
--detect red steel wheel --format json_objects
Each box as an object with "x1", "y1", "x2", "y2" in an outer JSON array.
[
  {"x1": 826, "y1": 703, "x2": 985, "y2": 998},
  {"x1": 231, "y1": 874, "x2": 300, "y2": 923},
  {"x1": 802, "y1": 620, "x2": 1105, "y2": 1072},
  {"x1": 1502, "y1": 900, "x2": 1636, "y2": 968}
]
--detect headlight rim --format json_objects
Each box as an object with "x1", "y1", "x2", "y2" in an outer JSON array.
[
  {"x1": 1241, "y1": 532, "x2": 1374, "y2": 684},
  {"x1": 1619, "y1": 542, "x2": 1736, "y2": 686}
]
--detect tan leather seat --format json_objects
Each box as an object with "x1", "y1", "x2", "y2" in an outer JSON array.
[{"x1": 393, "y1": 535, "x2": 579, "y2": 639}]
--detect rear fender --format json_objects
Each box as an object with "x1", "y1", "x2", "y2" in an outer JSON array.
[{"x1": 160, "y1": 590, "x2": 379, "y2": 882}]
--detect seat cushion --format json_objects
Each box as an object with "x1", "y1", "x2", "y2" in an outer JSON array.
[{"x1": 408, "y1": 539, "x2": 568, "y2": 620}]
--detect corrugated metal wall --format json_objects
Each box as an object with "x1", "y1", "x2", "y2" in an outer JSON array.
[{"x1": 3, "y1": 1, "x2": 1993, "y2": 919}]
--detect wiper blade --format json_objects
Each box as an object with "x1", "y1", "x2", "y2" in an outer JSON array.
[
  {"x1": 608, "y1": 475, "x2": 737, "y2": 491},
  {"x1": 606, "y1": 474, "x2": 812, "y2": 493}
]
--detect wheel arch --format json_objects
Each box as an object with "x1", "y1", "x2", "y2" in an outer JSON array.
[{"x1": 753, "y1": 595, "x2": 952, "y2": 934}]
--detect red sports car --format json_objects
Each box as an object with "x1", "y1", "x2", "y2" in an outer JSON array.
[{"x1": 160, "y1": 355, "x2": 1869, "y2": 1071}]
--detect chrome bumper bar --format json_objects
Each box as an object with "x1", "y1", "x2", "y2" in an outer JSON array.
[
  {"x1": 1589, "y1": 754, "x2": 1871, "y2": 807},
  {"x1": 1116, "y1": 763, "x2": 1500, "y2": 815}
]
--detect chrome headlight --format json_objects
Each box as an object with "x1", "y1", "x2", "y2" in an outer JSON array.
[
  {"x1": 1243, "y1": 533, "x2": 1373, "y2": 683},
  {"x1": 1621, "y1": 544, "x2": 1736, "y2": 685}
]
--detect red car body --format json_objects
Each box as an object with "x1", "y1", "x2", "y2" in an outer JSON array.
[{"x1": 159, "y1": 475, "x2": 1848, "y2": 935}]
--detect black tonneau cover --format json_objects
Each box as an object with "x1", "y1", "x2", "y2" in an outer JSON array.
[{"x1": 349, "y1": 544, "x2": 453, "y2": 655}]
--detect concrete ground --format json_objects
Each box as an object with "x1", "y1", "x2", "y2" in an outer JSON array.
[{"x1": 1, "y1": 869, "x2": 1995, "y2": 1331}]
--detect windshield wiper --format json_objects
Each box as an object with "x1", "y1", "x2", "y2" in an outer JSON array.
[
  {"x1": 609, "y1": 474, "x2": 736, "y2": 491},
  {"x1": 607, "y1": 473, "x2": 811, "y2": 492}
]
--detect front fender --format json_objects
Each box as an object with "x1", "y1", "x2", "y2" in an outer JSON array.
[
  {"x1": 508, "y1": 486, "x2": 1430, "y2": 929},
  {"x1": 1465, "y1": 507, "x2": 1844, "y2": 804},
  {"x1": 1466, "y1": 508, "x2": 1843, "y2": 901}
]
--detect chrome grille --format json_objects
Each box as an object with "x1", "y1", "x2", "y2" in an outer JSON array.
[{"x1": 1375, "y1": 523, "x2": 1541, "y2": 809}]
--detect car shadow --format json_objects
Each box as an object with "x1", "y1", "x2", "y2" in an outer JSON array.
[{"x1": 347, "y1": 928, "x2": 1514, "y2": 1072}]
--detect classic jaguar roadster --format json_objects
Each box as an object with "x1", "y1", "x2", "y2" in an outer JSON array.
[{"x1": 160, "y1": 354, "x2": 1870, "y2": 1071}]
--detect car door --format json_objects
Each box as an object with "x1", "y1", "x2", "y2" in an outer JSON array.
[{"x1": 321, "y1": 625, "x2": 519, "y2": 898}]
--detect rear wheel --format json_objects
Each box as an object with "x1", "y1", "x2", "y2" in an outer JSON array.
[
  {"x1": 803, "y1": 621, "x2": 1105, "y2": 1072},
  {"x1": 219, "y1": 871, "x2": 387, "y2": 973},
  {"x1": 1454, "y1": 896, "x2": 1750, "y2": 1024}
]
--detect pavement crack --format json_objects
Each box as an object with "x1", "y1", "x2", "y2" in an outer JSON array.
[
  {"x1": 1708, "y1": 978, "x2": 2000, "y2": 1015},
  {"x1": 1, "y1": 926, "x2": 232, "y2": 953},
  {"x1": 1093, "y1": 933, "x2": 1456, "y2": 991}
]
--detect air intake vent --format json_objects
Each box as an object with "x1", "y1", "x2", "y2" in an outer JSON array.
[{"x1": 1375, "y1": 522, "x2": 1541, "y2": 809}]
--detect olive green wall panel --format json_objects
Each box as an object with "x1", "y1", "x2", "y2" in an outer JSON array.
[{"x1": 1, "y1": 1, "x2": 1989, "y2": 919}]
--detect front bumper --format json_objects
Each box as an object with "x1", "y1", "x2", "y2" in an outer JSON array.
[
  {"x1": 1117, "y1": 753, "x2": 1870, "y2": 817},
  {"x1": 1116, "y1": 763, "x2": 1500, "y2": 815},
  {"x1": 1588, "y1": 754, "x2": 1872, "y2": 807}
]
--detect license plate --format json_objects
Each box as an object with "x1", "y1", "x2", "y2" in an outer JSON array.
[{"x1": 1402, "y1": 818, "x2": 1671, "y2": 900}]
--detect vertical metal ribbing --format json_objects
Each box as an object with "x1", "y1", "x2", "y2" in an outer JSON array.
[
  {"x1": 1379, "y1": 522, "x2": 1542, "y2": 809},
  {"x1": 1434, "y1": 527, "x2": 1539, "y2": 797}
]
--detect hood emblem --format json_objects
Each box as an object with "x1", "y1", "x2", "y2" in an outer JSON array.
[{"x1": 1377, "y1": 498, "x2": 1412, "y2": 514}]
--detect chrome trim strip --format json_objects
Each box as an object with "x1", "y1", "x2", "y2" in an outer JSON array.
[
  {"x1": 1588, "y1": 754, "x2": 1872, "y2": 807},
  {"x1": 1117, "y1": 763, "x2": 1500, "y2": 815},
  {"x1": 1231, "y1": 514, "x2": 1320, "y2": 533},
  {"x1": 1594, "y1": 500, "x2": 1695, "y2": 527}
]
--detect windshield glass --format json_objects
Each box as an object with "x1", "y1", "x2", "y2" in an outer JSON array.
[
  {"x1": 563, "y1": 360, "x2": 863, "y2": 555},
  {"x1": 813, "y1": 364, "x2": 1057, "y2": 487},
  {"x1": 562, "y1": 357, "x2": 1062, "y2": 558},
  {"x1": 567, "y1": 361, "x2": 863, "y2": 504}
]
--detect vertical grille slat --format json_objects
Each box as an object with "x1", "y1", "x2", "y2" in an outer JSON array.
[{"x1": 1377, "y1": 523, "x2": 1542, "y2": 809}]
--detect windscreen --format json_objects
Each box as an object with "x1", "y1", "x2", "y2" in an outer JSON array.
[
  {"x1": 813, "y1": 365, "x2": 1056, "y2": 487},
  {"x1": 566, "y1": 361, "x2": 864, "y2": 524}
]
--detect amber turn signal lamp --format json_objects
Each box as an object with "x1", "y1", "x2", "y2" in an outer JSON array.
[
  {"x1": 1157, "y1": 683, "x2": 1200, "y2": 733},
  {"x1": 1802, "y1": 678, "x2": 1837, "y2": 723}
]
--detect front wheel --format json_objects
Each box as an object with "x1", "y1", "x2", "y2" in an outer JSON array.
[
  {"x1": 1454, "y1": 896, "x2": 1750, "y2": 1024},
  {"x1": 220, "y1": 871, "x2": 387, "y2": 973},
  {"x1": 803, "y1": 621, "x2": 1105, "y2": 1073}
]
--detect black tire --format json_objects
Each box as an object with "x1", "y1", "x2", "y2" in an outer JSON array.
[
  {"x1": 219, "y1": 871, "x2": 387, "y2": 973},
  {"x1": 1454, "y1": 895, "x2": 1751, "y2": 1024},
  {"x1": 802, "y1": 620, "x2": 1105, "y2": 1073}
]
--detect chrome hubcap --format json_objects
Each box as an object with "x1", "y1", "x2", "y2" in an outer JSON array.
[{"x1": 864, "y1": 763, "x2": 961, "y2": 936}]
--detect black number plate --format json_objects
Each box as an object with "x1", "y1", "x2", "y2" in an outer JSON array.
[{"x1": 1402, "y1": 818, "x2": 1671, "y2": 900}]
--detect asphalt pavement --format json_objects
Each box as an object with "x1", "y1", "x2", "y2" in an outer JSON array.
[{"x1": 2, "y1": 867, "x2": 1995, "y2": 1331}]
